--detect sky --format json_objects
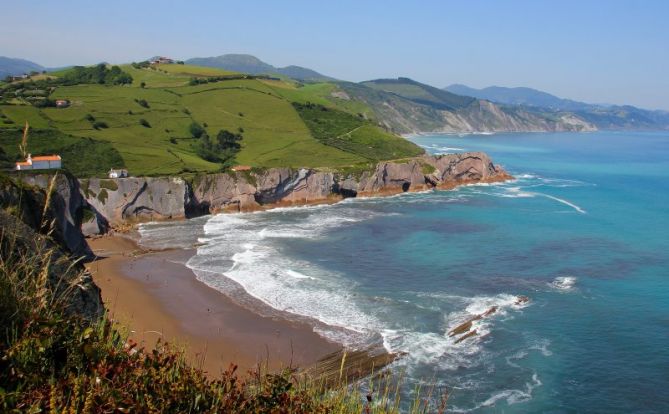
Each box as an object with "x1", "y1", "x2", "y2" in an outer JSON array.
[{"x1": 2, "y1": 0, "x2": 668, "y2": 110}]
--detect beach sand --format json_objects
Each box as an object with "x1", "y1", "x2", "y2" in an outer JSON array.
[{"x1": 85, "y1": 235, "x2": 341, "y2": 377}]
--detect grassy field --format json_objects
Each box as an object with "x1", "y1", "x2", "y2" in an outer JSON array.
[
  {"x1": 293, "y1": 103, "x2": 423, "y2": 161},
  {"x1": 0, "y1": 64, "x2": 423, "y2": 176},
  {"x1": 0, "y1": 128, "x2": 124, "y2": 177}
]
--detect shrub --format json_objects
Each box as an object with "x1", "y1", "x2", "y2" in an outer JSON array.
[
  {"x1": 92, "y1": 121, "x2": 108, "y2": 129},
  {"x1": 84, "y1": 113, "x2": 95, "y2": 122},
  {"x1": 139, "y1": 118, "x2": 151, "y2": 128},
  {"x1": 136, "y1": 99, "x2": 149, "y2": 108},
  {"x1": 189, "y1": 121, "x2": 205, "y2": 138}
]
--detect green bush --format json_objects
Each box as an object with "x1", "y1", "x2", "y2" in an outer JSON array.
[
  {"x1": 92, "y1": 121, "x2": 108, "y2": 129},
  {"x1": 189, "y1": 121, "x2": 205, "y2": 138},
  {"x1": 139, "y1": 118, "x2": 151, "y2": 128}
]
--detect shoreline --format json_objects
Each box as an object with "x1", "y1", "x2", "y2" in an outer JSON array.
[
  {"x1": 81, "y1": 171, "x2": 511, "y2": 380},
  {"x1": 85, "y1": 235, "x2": 344, "y2": 377}
]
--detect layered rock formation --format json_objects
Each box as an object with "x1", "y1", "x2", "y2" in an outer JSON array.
[
  {"x1": 2, "y1": 173, "x2": 93, "y2": 259},
  {"x1": 76, "y1": 152, "x2": 510, "y2": 228}
]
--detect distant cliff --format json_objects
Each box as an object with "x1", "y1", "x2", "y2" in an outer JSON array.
[
  {"x1": 73, "y1": 152, "x2": 510, "y2": 229},
  {"x1": 340, "y1": 79, "x2": 596, "y2": 134}
]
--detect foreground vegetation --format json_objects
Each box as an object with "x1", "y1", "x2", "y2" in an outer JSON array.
[{"x1": 0, "y1": 63, "x2": 423, "y2": 176}]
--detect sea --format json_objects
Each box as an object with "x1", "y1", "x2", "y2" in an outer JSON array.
[{"x1": 138, "y1": 131, "x2": 669, "y2": 413}]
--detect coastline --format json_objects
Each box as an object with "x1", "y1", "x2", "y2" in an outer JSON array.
[{"x1": 85, "y1": 235, "x2": 343, "y2": 377}]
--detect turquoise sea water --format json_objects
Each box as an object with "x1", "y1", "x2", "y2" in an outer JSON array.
[{"x1": 140, "y1": 131, "x2": 669, "y2": 412}]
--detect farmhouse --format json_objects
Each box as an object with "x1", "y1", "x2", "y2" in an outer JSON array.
[
  {"x1": 231, "y1": 165, "x2": 252, "y2": 172},
  {"x1": 108, "y1": 168, "x2": 128, "y2": 178},
  {"x1": 150, "y1": 56, "x2": 174, "y2": 65},
  {"x1": 15, "y1": 154, "x2": 62, "y2": 170},
  {"x1": 55, "y1": 99, "x2": 70, "y2": 108}
]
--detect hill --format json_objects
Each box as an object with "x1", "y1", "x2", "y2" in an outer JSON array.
[
  {"x1": 362, "y1": 78, "x2": 476, "y2": 111},
  {"x1": 446, "y1": 84, "x2": 591, "y2": 111},
  {"x1": 186, "y1": 54, "x2": 335, "y2": 82},
  {"x1": 0, "y1": 63, "x2": 422, "y2": 177},
  {"x1": 0, "y1": 56, "x2": 45, "y2": 78},
  {"x1": 445, "y1": 84, "x2": 669, "y2": 130},
  {"x1": 343, "y1": 78, "x2": 595, "y2": 134}
]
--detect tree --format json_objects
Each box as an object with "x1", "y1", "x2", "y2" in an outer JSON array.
[
  {"x1": 195, "y1": 129, "x2": 243, "y2": 167},
  {"x1": 216, "y1": 129, "x2": 242, "y2": 152},
  {"x1": 189, "y1": 121, "x2": 205, "y2": 138}
]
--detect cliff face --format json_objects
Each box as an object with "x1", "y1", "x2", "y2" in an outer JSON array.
[
  {"x1": 0, "y1": 176, "x2": 103, "y2": 320},
  {"x1": 60, "y1": 152, "x2": 510, "y2": 229},
  {"x1": 339, "y1": 83, "x2": 596, "y2": 134},
  {"x1": 3, "y1": 173, "x2": 93, "y2": 260},
  {"x1": 81, "y1": 177, "x2": 189, "y2": 224}
]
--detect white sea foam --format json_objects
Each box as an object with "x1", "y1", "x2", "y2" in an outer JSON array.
[
  {"x1": 550, "y1": 276, "x2": 577, "y2": 291},
  {"x1": 187, "y1": 206, "x2": 388, "y2": 346},
  {"x1": 539, "y1": 194, "x2": 587, "y2": 214},
  {"x1": 452, "y1": 373, "x2": 542, "y2": 412}
]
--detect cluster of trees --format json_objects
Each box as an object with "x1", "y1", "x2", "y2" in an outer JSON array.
[
  {"x1": 189, "y1": 121, "x2": 243, "y2": 166},
  {"x1": 61, "y1": 64, "x2": 133, "y2": 86},
  {"x1": 188, "y1": 76, "x2": 237, "y2": 86}
]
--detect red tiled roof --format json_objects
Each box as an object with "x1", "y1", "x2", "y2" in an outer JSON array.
[{"x1": 31, "y1": 155, "x2": 61, "y2": 161}]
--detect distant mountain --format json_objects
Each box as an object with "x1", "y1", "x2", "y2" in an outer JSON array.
[
  {"x1": 341, "y1": 78, "x2": 595, "y2": 134},
  {"x1": 445, "y1": 84, "x2": 669, "y2": 130},
  {"x1": 0, "y1": 56, "x2": 45, "y2": 78},
  {"x1": 185, "y1": 54, "x2": 335, "y2": 82},
  {"x1": 446, "y1": 84, "x2": 592, "y2": 111}
]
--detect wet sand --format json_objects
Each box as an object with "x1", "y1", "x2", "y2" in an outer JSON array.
[{"x1": 85, "y1": 235, "x2": 341, "y2": 377}]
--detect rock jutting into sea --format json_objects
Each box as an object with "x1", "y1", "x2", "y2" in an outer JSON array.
[{"x1": 14, "y1": 152, "x2": 512, "y2": 234}]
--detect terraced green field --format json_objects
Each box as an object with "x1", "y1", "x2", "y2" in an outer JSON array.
[{"x1": 0, "y1": 64, "x2": 423, "y2": 176}]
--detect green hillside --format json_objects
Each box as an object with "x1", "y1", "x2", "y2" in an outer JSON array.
[
  {"x1": 361, "y1": 77, "x2": 476, "y2": 110},
  {"x1": 0, "y1": 64, "x2": 423, "y2": 176}
]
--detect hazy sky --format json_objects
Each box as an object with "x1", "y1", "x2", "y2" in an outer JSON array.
[{"x1": 2, "y1": 0, "x2": 668, "y2": 110}]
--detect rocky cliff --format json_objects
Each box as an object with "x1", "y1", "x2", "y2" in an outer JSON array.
[
  {"x1": 0, "y1": 175, "x2": 103, "y2": 320},
  {"x1": 2, "y1": 173, "x2": 94, "y2": 259},
  {"x1": 339, "y1": 81, "x2": 597, "y2": 134},
  {"x1": 74, "y1": 152, "x2": 510, "y2": 228}
]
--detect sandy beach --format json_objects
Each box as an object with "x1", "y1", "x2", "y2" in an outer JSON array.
[{"x1": 85, "y1": 235, "x2": 341, "y2": 377}]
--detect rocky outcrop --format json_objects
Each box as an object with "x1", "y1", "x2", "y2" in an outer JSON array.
[
  {"x1": 7, "y1": 152, "x2": 510, "y2": 232},
  {"x1": 81, "y1": 177, "x2": 189, "y2": 224},
  {"x1": 3, "y1": 173, "x2": 93, "y2": 260},
  {"x1": 65, "y1": 152, "x2": 510, "y2": 230},
  {"x1": 0, "y1": 210, "x2": 103, "y2": 320}
]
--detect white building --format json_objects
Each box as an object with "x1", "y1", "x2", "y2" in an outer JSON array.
[
  {"x1": 15, "y1": 154, "x2": 62, "y2": 170},
  {"x1": 108, "y1": 168, "x2": 128, "y2": 178}
]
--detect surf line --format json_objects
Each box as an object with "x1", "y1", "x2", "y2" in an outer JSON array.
[{"x1": 538, "y1": 193, "x2": 586, "y2": 214}]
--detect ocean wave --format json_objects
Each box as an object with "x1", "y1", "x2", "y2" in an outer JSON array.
[
  {"x1": 420, "y1": 143, "x2": 467, "y2": 153},
  {"x1": 466, "y1": 184, "x2": 587, "y2": 213},
  {"x1": 187, "y1": 205, "x2": 390, "y2": 347},
  {"x1": 550, "y1": 276, "x2": 577, "y2": 291},
  {"x1": 453, "y1": 373, "x2": 542, "y2": 412}
]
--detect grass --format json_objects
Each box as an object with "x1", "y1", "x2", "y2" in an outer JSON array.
[
  {"x1": 0, "y1": 64, "x2": 424, "y2": 176},
  {"x1": 0, "y1": 128, "x2": 124, "y2": 177},
  {"x1": 361, "y1": 78, "x2": 475, "y2": 111},
  {"x1": 293, "y1": 103, "x2": 423, "y2": 161}
]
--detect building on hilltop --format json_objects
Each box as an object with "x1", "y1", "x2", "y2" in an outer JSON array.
[
  {"x1": 55, "y1": 99, "x2": 70, "y2": 108},
  {"x1": 15, "y1": 154, "x2": 62, "y2": 170},
  {"x1": 150, "y1": 56, "x2": 174, "y2": 65},
  {"x1": 108, "y1": 168, "x2": 128, "y2": 178}
]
